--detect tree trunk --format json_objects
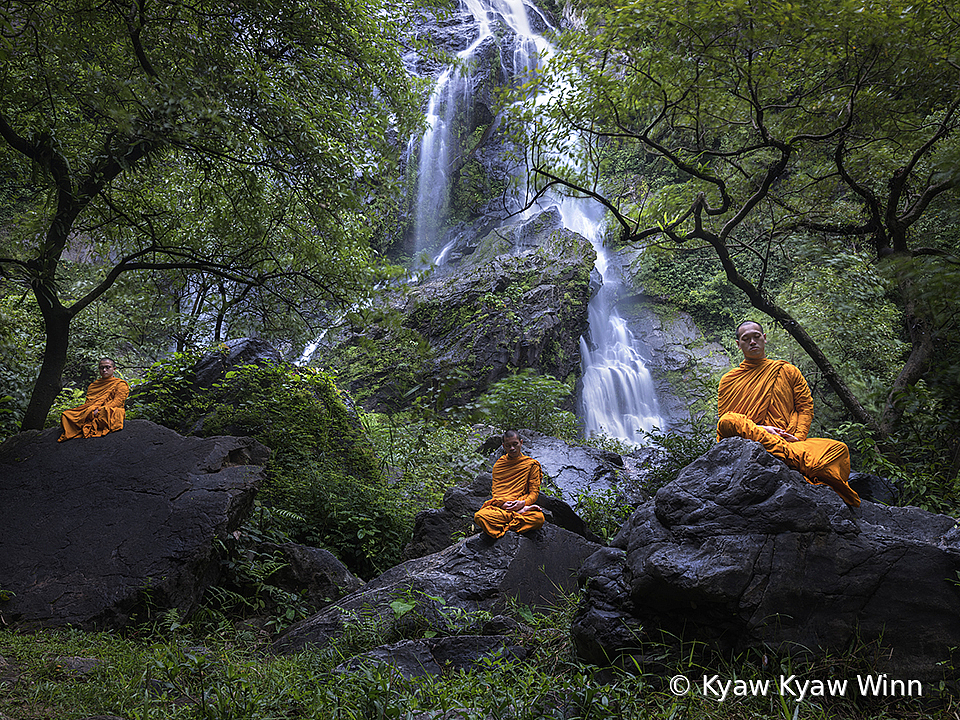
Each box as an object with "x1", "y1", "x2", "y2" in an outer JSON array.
[
  {"x1": 20, "y1": 301, "x2": 73, "y2": 431},
  {"x1": 879, "y1": 266, "x2": 936, "y2": 435}
]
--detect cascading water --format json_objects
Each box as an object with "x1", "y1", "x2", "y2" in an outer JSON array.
[
  {"x1": 414, "y1": 65, "x2": 467, "y2": 261},
  {"x1": 412, "y1": 0, "x2": 664, "y2": 443},
  {"x1": 412, "y1": 0, "x2": 553, "y2": 263},
  {"x1": 576, "y1": 240, "x2": 665, "y2": 442}
]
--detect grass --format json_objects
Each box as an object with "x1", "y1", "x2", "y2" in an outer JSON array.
[{"x1": 1, "y1": 611, "x2": 956, "y2": 720}]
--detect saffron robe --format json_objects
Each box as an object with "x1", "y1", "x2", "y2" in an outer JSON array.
[
  {"x1": 717, "y1": 358, "x2": 860, "y2": 507},
  {"x1": 474, "y1": 452, "x2": 546, "y2": 538},
  {"x1": 58, "y1": 377, "x2": 130, "y2": 442}
]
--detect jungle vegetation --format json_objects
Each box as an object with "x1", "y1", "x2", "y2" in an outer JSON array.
[{"x1": 2, "y1": 0, "x2": 960, "y2": 717}]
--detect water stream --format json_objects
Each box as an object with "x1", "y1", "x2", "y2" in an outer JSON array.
[{"x1": 412, "y1": 0, "x2": 664, "y2": 443}]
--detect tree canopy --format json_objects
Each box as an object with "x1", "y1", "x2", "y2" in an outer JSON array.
[
  {"x1": 516, "y1": 0, "x2": 960, "y2": 439},
  {"x1": 0, "y1": 0, "x2": 424, "y2": 429}
]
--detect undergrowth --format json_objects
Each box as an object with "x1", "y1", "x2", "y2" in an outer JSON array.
[{"x1": 1, "y1": 613, "x2": 953, "y2": 720}]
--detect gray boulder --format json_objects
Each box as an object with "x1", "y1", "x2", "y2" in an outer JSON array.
[
  {"x1": 192, "y1": 337, "x2": 282, "y2": 390},
  {"x1": 260, "y1": 542, "x2": 363, "y2": 609},
  {"x1": 572, "y1": 437, "x2": 960, "y2": 682},
  {"x1": 273, "y1": 523, "x2": 600, "y2": 655},
  {"x1": 0, "y1": 420, "x2": 267, "y2": 630},
  {"x1": 480, "y1": 430, "x2": 628, "y2": 501}
]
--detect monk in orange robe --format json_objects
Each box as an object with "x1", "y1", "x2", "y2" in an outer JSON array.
[
  {"x1": 717, "y1": 321, "x2": 860, "y2": 507},
  {"x1": 58, "y1": 358, "x2": 130, "y2": 442},
  {"x1": 474, "y1": 430, "x2": 546, "y2": 538}
]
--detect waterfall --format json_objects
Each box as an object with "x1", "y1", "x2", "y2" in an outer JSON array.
[
  {"x1": 414, "y1": 65, "x2": 464, "y2": 260},
  {"x1": 411, "y1": 0, "x2": 664, "y2": 443}
]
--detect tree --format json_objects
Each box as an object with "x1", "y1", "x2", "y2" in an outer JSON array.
[
  {"x1": 515, "y1": 0, "x2": 960, "y2": 437},
  {"x1": 0, "y1": 0, "x2": 423, "y2": 430}
]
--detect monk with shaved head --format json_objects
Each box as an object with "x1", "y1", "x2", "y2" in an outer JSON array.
[
  {"x1": 717, "y1": 321, "x2": 860, "y2": 507},
  {"x1": 58, "y1": 358, "x2": 129, "y2": 442},
  {"x1": 474, "y1": 429, "x2": 545, "y2": 538}
]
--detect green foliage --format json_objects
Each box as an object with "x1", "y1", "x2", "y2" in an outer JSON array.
[
  {"x1": 0, "y1": 288, "x2": 43, "y2": 436},
  {"x1": 2, "y1": 619, "x2": 948, "y2": 720},
  {"x1": 571, "y1": 488, "x2": 635, "y2": 543},
  {"x1": 386, "y1": 587, "x2": 494, "y2": 641},
  {"x1": 842, "y1": 397, "x2": 960, "y2": 515},
  {"x1": 0, "y1": 0, "x2": 425, "y2": 428},
  {"x1": 192, "y1": 506, "x2": 312, "y2": 635},
  {"x1": 129, "y1": 348, "x2": 209, "y2": 429},
  {"x1": 629, "y1": 246, "x2": 750, "y2": 340},
  {"x1": 510, "y1": 0, "x2": 960, "y2": 438},
  {"x1": 477, "y1": 369, "x2": 576, "y2": 436},
  {"x1": 43, "y1": 387, "x2": 87, "y2": 429},
  {"x1": 363, "y1": 412, "x2": 485, "y2": 514},
  {"x1": 133, "y1": 350, "x2": 407, "y2": 578},
  {"x1": 318, "y1": 314, "x2": 434, "y2": 410}
]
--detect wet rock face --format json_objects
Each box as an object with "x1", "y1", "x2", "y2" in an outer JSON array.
[
  {"x1": 572, "y1": 437, "x2": 960, "y2": 682},
  {"x1": 0, "y1": 420, "x2": 267, "y2": 630},
  {"x1": 327, "y1": 209, "x2": 596, "y2": 411},
  {"x1": 403, "y1": 215, "x2": 596, "y2": 395}
]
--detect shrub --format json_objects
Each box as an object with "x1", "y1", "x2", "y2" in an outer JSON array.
[
  {"x1": 478, "y1": 369, "x2": 575, "y2": 435},
  {"x1": 132, "y1": 350, "x2": 408, "y2": 578}
]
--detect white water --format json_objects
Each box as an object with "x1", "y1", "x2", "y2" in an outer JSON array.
[{"x1": 412, "y1": 0, "x2": 664, "y2": 443}]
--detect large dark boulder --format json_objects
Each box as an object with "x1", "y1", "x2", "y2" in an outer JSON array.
[
  {"x1": 572, "y1": 437, "x2": 960, "y2": 682},
  {"x1": 259, "y1": 542, "x2": 363, "y2": 610},
  {"x1": 0, "y1": 420, "x2": 268, "y2": 630},
  {"x1": 273, "y1": 523, "x2": 600, "y2": 655},
  {"x1": 192, "y1": 337, "x2": 282, "y2": 391}
]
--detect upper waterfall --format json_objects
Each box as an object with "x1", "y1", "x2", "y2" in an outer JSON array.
[{"x1": 409, "y1": 0, "x2": 665, "y2": 443}]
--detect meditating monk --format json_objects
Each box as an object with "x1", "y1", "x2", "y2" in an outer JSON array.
[
  {"x1": 474, "y1": 429, "x2": 546, "y2": 538},
  {"x1": 58, "y1": 358, "x2": 130, "y2": 442},
  {"x1": 717, "y1": 321, "x2": 861, "y2": 507}
]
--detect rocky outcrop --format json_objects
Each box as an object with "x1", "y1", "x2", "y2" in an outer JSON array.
[
  {"x1": 0, "y1": 420, "x2": 268, "y2": 630},
  {"x1": 614, "y1": 289, "x2": 730, "y2": 428},
  {"x1": 323, "y1": 209, "x2": 596, "y2": 411},
  {"x1": 273, "y1": 523, "x2": 600, "y2": 655},
  {"x1": 571, "y1": 437, "x2": 960, "y2": 682},
  {"x1": 404, "y1": 209, "x2": 595, "y2": 392}
]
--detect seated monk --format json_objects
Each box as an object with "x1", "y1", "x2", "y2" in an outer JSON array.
[
  {"x1": 58, "y1": 358, "x2": 130, "y2": 442},
  {"x1": 474, "y1": 429, "x2": 545, "y2": 538},
  {"x1": 717, "y1": 321, "x2": 860, "y2": 507}
]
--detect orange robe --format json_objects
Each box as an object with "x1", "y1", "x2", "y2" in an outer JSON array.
[
  {"x1": 717, "y1": 358, "x2": 860, "y2": 507},
  {"x1": 474, "y1": 453, "x2": 546, "y2": 538},
  {"x1": 58, "y1": 377, "x2": 130, "y2": 442}
]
